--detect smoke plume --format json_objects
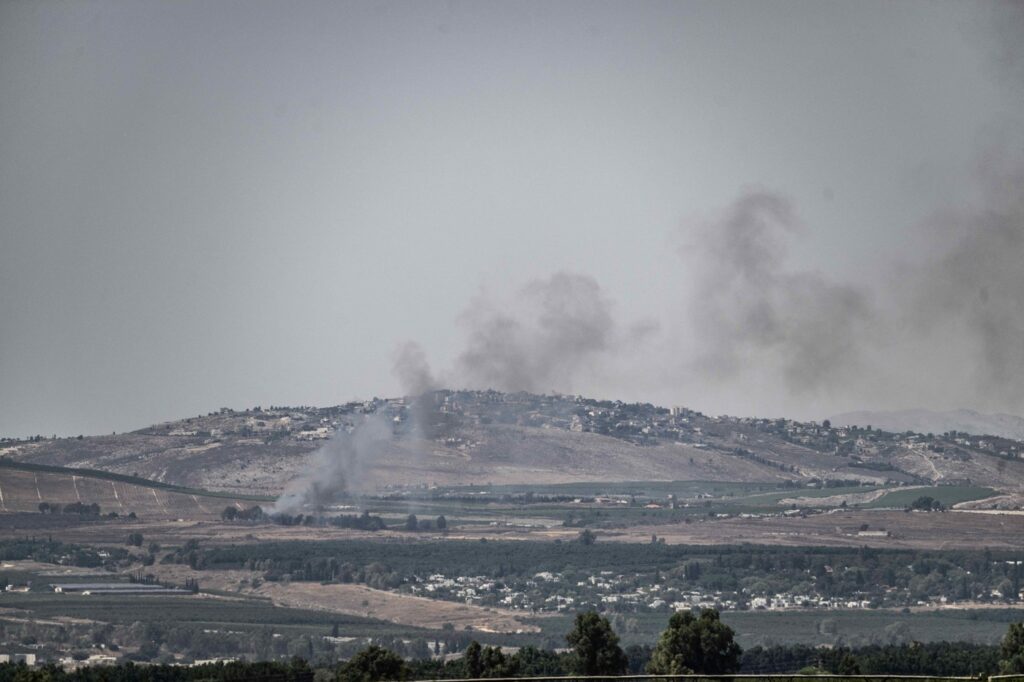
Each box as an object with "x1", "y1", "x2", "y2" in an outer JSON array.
[
  {"x1": 684, "y1": 190, "x2": 876, "y2": 394},
  {"x1": 455, "y1": 272, "x2": 617, "y2": 393},
  {"x1": 392, "y1": 341, "x2": 438, "y2": 397},
  {"x1": 674, "y1": 157, "x2": 1024, "y2": 415},
  {"x1": 271, "y1": 413, "x2": 392, "y2": 514},
  {"x1": 903, "y1": 153, "x2": 1024, "y2": 409}
]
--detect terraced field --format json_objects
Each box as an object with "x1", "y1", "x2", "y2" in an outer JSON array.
[{"x1": 0, "y1": 463, "x2": 266, "y2": 520}]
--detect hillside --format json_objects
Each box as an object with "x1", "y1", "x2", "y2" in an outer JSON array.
[
  {"x1": 0, "y1": 460, "x2": 262, "y2": 519},
  {"x1": 831, "y1": 408, "x2": 1024, "y2": 442},
  {"x1": 3, "y1": 391, "x2": 1024, "y2": 497}
]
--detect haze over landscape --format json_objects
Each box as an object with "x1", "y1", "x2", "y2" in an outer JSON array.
[{"x1": 3, "y1": 1, "x2": 1024, "y2": 679}]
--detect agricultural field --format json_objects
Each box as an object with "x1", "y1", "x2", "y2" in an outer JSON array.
[
  {"x1": 0, "y1": 591, "x2": 417, "y2": 638},
  {"x1": 0, "y1": 461, "x2": 268, "y2": 520}
]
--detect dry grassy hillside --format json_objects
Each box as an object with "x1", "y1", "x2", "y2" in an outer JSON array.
[
  {"x1": 4, "y1": 391, "x2": 1024, "y2": 496},
  {"x1": 0, "y1": 466, "x2": 259, "y2": 519},
  {"x1": 0, "y1": 425, "x2": 797, "y2": 494}
]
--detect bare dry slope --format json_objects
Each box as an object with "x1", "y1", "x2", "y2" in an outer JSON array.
[
  {"x1": 0, "y1": 466, "x2": 260, "y2": 519},
  {"x1": 3, "y1": 425, "x2": 800, "y2": 494},
  {"x1": 149, "y1": 565, "x2": 538, "y2": 633},
  {"x1": 6, "y1": 393, "x2": 1024, "y2": 496}
]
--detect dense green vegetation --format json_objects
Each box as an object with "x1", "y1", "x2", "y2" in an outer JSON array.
[{"x1": 0, "y1": 537, "x2": 130, "y2": 568}]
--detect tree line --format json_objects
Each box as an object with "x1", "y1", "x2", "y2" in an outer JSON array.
[{"x1": 1, "y1": 609, "x2": 1023, "y2": 680}]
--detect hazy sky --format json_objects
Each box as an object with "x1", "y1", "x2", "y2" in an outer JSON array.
[{"x1": 2, "y1": 0, "x2": 1022, "y2": 436}]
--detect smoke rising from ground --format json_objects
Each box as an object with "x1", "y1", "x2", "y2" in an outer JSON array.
[
  {"x1": 273, "y1": 343, "x2": 444, "y2": 514},
  {"x1": 271, "y1": 413, "x2": 392, "y2": 514},
  {"x1": 271, "y1": 5, "x2": 1024, "y2": 506}
]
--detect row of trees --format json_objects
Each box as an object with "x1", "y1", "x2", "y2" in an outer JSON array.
[
  {"x1": 38, "y1": 502, "x2": 100, "y2": 516},
  {"x1": 37, "y1": 501, "x2": 139, "y2": 519},
  {"x1": 340, "y1": 609, "x2": 740, "y2": 681},
  {"x1": 404, "y1": 514, "x2": 447, "y2": 531},
  {"x1": 339, "y1": 612, "x2": 1024, "y2": 681}
]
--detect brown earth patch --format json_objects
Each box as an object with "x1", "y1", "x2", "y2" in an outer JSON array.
[{"x1": 147, "y1": 565, "x2": 540, "y2": 634}]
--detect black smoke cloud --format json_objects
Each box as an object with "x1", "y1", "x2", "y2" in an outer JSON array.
[
  {"x1": 684, "y1": 190, "x2": 876, "y2": 394},
  {"x1": 679, "y1": 164, "x2": 1024, "y2": 416},
  {"x1": 396, "y1": 0, "x2": 1024, "y2": 414},
  {"x1": 454, "y1": 272, "x2": 617, "y2": 394},
  {"x1": 392, "y1": 341, "x2": 438, "y2": 397},
  {"x1": 905, "y1": 154, "x2": 1024, "y2": 409},
  {"x1": 389, "y1": 271, "x2": 654, "y2": 398},
  {"x1": 393, "y1": 161, "x2": 1024, "y2": 418}
]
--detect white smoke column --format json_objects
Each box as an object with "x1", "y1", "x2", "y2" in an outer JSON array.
[{"x1": 271, "y1": 413, "x2": 393, "y2": 515}]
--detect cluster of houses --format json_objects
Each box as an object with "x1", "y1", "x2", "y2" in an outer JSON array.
[{"x1": 406, "y1": 570, "x2": 898, "y2": 615}]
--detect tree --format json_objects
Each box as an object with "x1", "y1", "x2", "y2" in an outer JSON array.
[
  {"x1": 463, "y1": 641, "x2": 484, "y2": 678},
  {"x1": 909, "y1": 495, "x2": 943, "y2": 512},
  {"x1": 578, "y1": 529, "x2": 597, "y2": 546},
  {"x1": 480, "y1": 644, "x2": 509, "y2": 676},
  {"x1": 647, "y1": 608, "x2": 741, "y2": 674},
  {"x1": 836, "y1": 653, "x2": 861, "y2": 675},
  {"x1": 126, "y1": 533, "x2": 144, "y2": 547},
  {"x1": 405, "y1": 514, "x2": 418, "y2": 532},
  {"x1": 1001, "y1": 622, "x2": 1024, "y2": 673},
  {"x1": 436, "y1": 515, "x2": 447, "y2": 531},
  {"x1": 339, "y1": 644, "x2": 408, "y2": 682},
  {"x1": 565, "y1": 611, "x2": 627, "y2": 675},
  {"x1": 625, "y1": 644, "x2": 653, "y2": 674}
]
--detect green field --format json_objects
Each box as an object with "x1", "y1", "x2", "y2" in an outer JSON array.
[
  {"x1": 442, "y1": 480, "x2": 786, "y2": 498},
  {"x1": 366, "y1": 481, "x2": 902, "y2": 528},
  {"x1": 366, "y1": 482, "x2": 1000, "y2": 530}
]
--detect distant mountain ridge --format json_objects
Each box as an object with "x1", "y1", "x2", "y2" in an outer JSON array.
[{"x1": 830, "y1": 408, "x2": 1024, "y2": 441}]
